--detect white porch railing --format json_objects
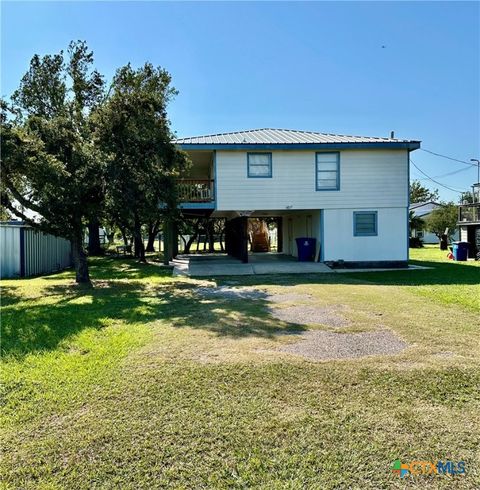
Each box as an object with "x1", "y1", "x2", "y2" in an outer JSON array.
[{"x1": 176, "y1": 179, "x2": 215, "y2": 203}]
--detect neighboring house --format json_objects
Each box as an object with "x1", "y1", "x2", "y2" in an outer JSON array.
[
  {"x1": 171, "y1": 128, "x2": 421, "y2": 267},
  {"x1": 410, "y1": 201, "x2": 459, "y2": 244},
  {"x1": 0, "y1": 221, "x2": 72, "y2": 279},
  {"x1": 458, "y1": 200, "x2": 480, "y2": 259}
]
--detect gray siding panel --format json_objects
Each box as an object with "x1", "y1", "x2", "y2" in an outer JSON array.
[
  {"x1": 23, "y1": 229, "x2": 72, "y2": 277},
  {"x1": 0, "y1": 226, "x2": 21, "y2": 278},
  {"x1": 1, "y1": 224, "x2": 72, "y2": 278}
]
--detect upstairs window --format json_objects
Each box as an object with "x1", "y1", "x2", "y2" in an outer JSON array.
[
  {"x1": 316, "y1": 152, "x2": 340, "y2": 190},
  {"x1": 248, "y1": 153, "x2": 272, "y2": 178},
  {"x1": 353, "y1": 211, "x2": 378, "y2": 236}
]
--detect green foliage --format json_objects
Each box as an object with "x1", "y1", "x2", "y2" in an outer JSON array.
[
  {"x1": 408, "y1": 210, "x2": 424, "y2": 232},
  {"x1": 460, "y1": 191, "x2": 475, "y2": 204},
  {"x1": 94, "y1": 63, "x2": 189, "y2": 260},
  {"x1": 409, "y1": 236, "x2": 423, "y2": 248},
  {"x1": 409, "y1": 179, "x2": 439, "y2": 203},
  {"x1": 0, "y1": 205, "x2": 11, "y2": 221},
  {"x1": 1, "y1": 41, "x2": 106, "y2": 282},
  {"x1": 425, "y1": 202, "x2": 458, "y2": 238}
]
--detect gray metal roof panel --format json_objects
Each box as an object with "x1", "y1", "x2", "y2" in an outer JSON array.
[{"x1": 174, "y1": 128, "x2": 419, "y2": 145}]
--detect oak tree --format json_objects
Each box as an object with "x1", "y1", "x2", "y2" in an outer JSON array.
[{"x1": 1, "y1": 42, "x2": 105, "y2": 284}]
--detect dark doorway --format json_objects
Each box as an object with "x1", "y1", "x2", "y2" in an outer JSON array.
[{"x1": 225, "y1": 217, "x2": 248, "y2": 263}]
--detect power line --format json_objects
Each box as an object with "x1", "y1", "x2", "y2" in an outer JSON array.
[
  {"x1": 410, "y1": 159, "x2": 466, "y2": 194},
  {"x1": 432, "y1": 166, "x2": 473, "y2": 179},
  {"x1": 420, "y1": 148, "x2": 477, "y2": 167},
  {"x1": 413, "y1": 167, "x2": 472, "y2": 180}
]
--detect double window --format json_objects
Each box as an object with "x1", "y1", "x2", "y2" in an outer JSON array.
[
  {"x1": 247, "y1": 153, "x2": 272, "y2": 178},
  {"x1": 316, "y1": 152, "x2": 340, "y2": 190},
  {"x1": 353, "y1": 211, "x2": 378, "y2": 236}
]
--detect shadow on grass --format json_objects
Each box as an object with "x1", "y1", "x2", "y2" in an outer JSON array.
[
  {"x1": 1, "y1": 272, "x2": 304, "y2": 359},
  {"x1": 2, "y1": 256, "x2": 477, "y2": 358}
]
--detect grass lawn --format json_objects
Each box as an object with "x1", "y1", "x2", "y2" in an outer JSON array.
[{"x1": 1, "y1": 247, "x2": 479, "y2": 488}]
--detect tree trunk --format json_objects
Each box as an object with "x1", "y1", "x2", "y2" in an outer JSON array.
[
  {"x1": 120, "y1": 227, "x2": 129, "y2": 247},
  {"x1": 184, "y1": 233, "x2": 197, "y2": 254},
  {"x1": 219, "y1": 228, "x2": 225, "y2": 252},
  {"x1": 133, "y1": 217, "x2": 146, "y2": 262},
  {"x1": 439, "y1": 234, "x2": 448, "y2": 250},
  {"x1": 145, "y1": 220, "x2": 160, "y2": 252},
  {"x1": 87, "y1": 217, "x2": 103, "y2": 256},
  {"x1": 71, "y1": 234, "x2": 91, "y2": 285},
  {"x1": 207, "y1": 220, "x2": 215, "y2": 253}
]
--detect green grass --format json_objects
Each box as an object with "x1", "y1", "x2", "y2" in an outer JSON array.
[{"x1": 1, "y1": 250, "x2": 479, "y2": 488}]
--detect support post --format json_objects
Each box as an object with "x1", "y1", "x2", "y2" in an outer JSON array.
[
  {"x1": 225, "y1": 217, "x2": 248, "y2": 263},
  {"x1": 172, "y1": 221, "x2": 179, "y2": 258},
  {"x1": 277, "y1": 217, "x2": 283, "y2": 253},
  {"x1": 163, "y1": 219, "x2": 173, "y2": 265}
]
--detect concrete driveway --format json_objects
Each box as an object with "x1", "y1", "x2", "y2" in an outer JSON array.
[{"x1": 172, "y1": 253, "x2": 333, "y2": 277}]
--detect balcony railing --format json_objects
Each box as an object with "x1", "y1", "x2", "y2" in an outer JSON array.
[
  {"x1": 177, "y1": 179, "x2": 215, "y2": 203},
  {"x1": 458, "y1": 203, "x2": 480, "y2": 223}
]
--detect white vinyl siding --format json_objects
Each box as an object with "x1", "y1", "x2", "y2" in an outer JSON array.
[
  {"x1": 216, "y1": 149, "x2": 409, "y2": 211},
  {"x1": 316, "y1": 152, "x2": 339, "y2": 190},
  {"x1": 322, "y1": 208, "x2": 408, "y2": 262}
]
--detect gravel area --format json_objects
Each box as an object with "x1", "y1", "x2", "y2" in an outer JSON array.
[
  {"x1": 266, "y1": 293, "x2": 313, "y2": 303},
  {"x1": 197, "y1": 286, "x2": 266, "y2": 300},
  {"x1": 269, "y1": 305, "x2": 350, "y2": 327},
  {"x1": 279, "y1": 330, "x2": 407, "y2": 360}
]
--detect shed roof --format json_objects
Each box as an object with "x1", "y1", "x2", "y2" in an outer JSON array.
[{"x1": 174, "y1": 128, "x2": 420, "y2": 150}]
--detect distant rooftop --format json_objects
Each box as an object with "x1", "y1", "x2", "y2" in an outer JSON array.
[{"x1": 174, "y1": 128, "x2": 421, "y2": 149}]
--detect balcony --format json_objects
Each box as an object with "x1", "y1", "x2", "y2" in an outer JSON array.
[
  {"x1": 177, "y1": 179, "x2": 215, "y2": 203},
  {"x1": 458, "y1": 203, "x2": 480, "y2": 224}
]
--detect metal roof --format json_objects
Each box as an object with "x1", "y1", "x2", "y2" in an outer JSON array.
[
  {"x1": 174, "y1": 128, "x2": 420, "y2": 149},
  {"x1": 409, "y1": 201, "x2": 443, "y2": 217}
]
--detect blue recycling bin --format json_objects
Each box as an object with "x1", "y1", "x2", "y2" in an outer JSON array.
[
  {"x1": 296, "y1": 237, "x2": 317, "y2": 262},
  {"x1": 452, "y1": 241, "x2": 469, "y2": 261}
]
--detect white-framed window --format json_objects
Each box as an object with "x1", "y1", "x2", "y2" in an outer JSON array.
[
  {"x1": 353, "y1": 211, "x2": 378, "y2": 236},
  {"x1": 247, "y1": 153, "x2": 272, "y2": 178},
  {"x1": 316, "y1": 152, "x2": 340, "y2": 190}
]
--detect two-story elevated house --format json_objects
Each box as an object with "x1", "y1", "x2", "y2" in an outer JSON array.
[{"x1": 171, "y1": 128, "x2": 421, "y2": 268}]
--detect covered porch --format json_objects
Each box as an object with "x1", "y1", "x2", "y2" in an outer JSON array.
[{"x1": 163, "y1": 210, "x2": 322, "y2": 266}]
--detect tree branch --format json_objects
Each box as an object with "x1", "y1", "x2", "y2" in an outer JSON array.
[{"x1": 2, "y1": 175, "x2": 44, "y2": 214}]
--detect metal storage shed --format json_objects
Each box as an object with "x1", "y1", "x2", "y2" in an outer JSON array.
[{"x1": 0, "y1": 222, "x2": 72, "y2": 279}]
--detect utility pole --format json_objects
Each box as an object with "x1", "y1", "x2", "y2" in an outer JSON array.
[{"x1": 471, "y1": 159, "x2": 480, "y2": 203}]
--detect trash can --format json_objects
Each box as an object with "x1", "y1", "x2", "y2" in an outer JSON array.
[
  {"x1": 295, "y1": 237, "x2": 317, "y2": 262},
  {"x1": 452, "y1": 241, "x2": 469, "y2": 261}
]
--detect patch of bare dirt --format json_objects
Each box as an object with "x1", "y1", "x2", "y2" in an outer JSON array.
[
  {"x1": 269, "y1": 304, "x2": 350, "y2": 327},
  {"x1": 279, "y1": 330, "x2": 407, "y2": 360}
]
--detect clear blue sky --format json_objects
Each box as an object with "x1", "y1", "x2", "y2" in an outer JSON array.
[{"x1": 2, "y1": 1, "x2": 479, "y2": 201}]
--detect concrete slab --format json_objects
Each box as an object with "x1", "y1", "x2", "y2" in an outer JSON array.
[
  {"x1": 171, "y1": 254, "x2": 429, "y2": 277},
  {"x1": 252, "y1": 262, "x2": 332, "y2": 275},
  {"x1": 172, "y1": 253, "x2": 333, "y2": 277},
  {"x1": 333, "y1": 264, "x2": 432, "y2": 273},
  {"x1": 188, "y1": 263, "x2": 255, "y2": 276}
]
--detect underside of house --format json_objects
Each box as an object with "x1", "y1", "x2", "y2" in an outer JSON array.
[
  {"x1": 458, "y1": 203, "x2": 480, "y2": 259},
  {"x1": 164, "y1": 129, "x2": 421, "y2": 268}
]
